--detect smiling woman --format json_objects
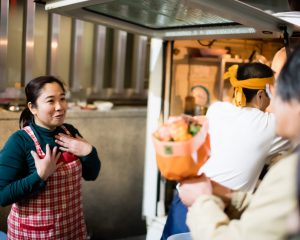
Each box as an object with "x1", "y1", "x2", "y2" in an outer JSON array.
[
  {"x1": 19, "y1": 76, "x2": 67, "y2": 129},
  {"x1": 0, "y1": 76, "x2": 101, "y2": 240},
  {"x1": 25, "y1": 76, "x2": 67, "y2": 130}
]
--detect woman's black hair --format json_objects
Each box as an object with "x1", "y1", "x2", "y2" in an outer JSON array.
[
  {"x1": 236, "y1": 62, "x2": 273, "y2": 103},
  {"x1": 277, "y1": 47, "x2": 300, "y2": 103},
  {"x1": 19, "y1": 76, "x2": 66, "y2": 129}
]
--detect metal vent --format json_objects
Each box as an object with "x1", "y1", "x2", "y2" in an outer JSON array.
[
  {"x1": 45, "y1": 0, "x2": 300, "y2": 39},
  {"x1": 84, "y1": 0, "x2": 233, "y2": 29},
  {"x1": 0, "y1": 1, "x2": 149, "y2": 104}
]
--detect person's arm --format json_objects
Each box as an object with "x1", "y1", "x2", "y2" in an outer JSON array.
[
  {"x1": 186, "y1": 153, "x2": 297, "y2": 240},
  {"x1": 80, "y1": 147, "x2": 101, "y2": 181},
  {"x1": 211, "y1": 180, "x2": 252, "y2": 215},
  {"x1": 0, "y1": 132, "x2": 46, "y2": 206},
  {"x1": 265, "y1": 136, "x2": 291, "y2": 166},
  {"x1": 179, "y1": 175, "x2": 213, "y2": 207},
  {"x1": 179, "y1": 175, "x2": 251, "y2": 216}
]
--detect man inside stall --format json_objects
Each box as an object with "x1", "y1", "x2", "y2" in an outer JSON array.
[
  {"x1": 178, "y1": 44, "x2": 300, "y2": 240},
  {"x1": 161, "y1": 61, "x2": 288, "y2": 240}
]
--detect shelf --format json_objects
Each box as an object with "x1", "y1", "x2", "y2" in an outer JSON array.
[
  {"x1": 190, "y1": 57, "x2": 223, "y2": 63},
  {"x1": 174, "y1": 56, "x2": 247, "y2": 66}
]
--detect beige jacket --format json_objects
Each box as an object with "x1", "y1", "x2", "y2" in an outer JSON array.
[{"x1": 187, "y1": 152, "x2": 298, "y2": 240}]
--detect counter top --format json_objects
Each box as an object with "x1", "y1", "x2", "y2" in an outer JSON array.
[{"x1": 0, "y1": 107, "x2": 147, "y2": 120}]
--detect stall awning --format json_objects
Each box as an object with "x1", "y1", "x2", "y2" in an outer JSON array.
[{"x1": 44, "y1": 0, "x2": 300, "y2": 39}]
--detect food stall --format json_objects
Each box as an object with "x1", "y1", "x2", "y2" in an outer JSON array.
[{"x1": 43, "y1": 0, "x2": 300, "y2": 239}]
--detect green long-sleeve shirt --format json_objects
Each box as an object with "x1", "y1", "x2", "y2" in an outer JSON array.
[{"x1": 0, "y1": 122, "x2": 101, "y2": 207}]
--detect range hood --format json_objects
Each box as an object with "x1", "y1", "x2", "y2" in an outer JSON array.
[{"x1": 44, "y1": 0, "x2": 300, "y2": 40}]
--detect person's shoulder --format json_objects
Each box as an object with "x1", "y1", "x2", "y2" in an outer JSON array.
[
  {"x1": 10, "y1": 129, "x2": 29, "y2": 140},
  {"x1": 209, "y1": 101, "x2": 224, "y2": 107},
  {"x1": 207, "y1": 101, "x2": 234, "y2": 114},
  {"x1": 211, "y1": 101, "x2": 235, "y2": 108},
  {"x1": 264, "y1": 111, "x2": 275, "y2": 122},
  {"x1": 253, "y1": 109, "x2": 276, "y2": 123},
  {"x1": 3, "y1": 129, "x2": 29, "y2": 148},
  {"x1": 241, "y1": 106, "x2": 275, "y2": 118},
  {"x1": 269, "y1": 151, "x2": 298, "y2": 174},
  {"x1": 261, "y1": 151, "x2": 298, "y2": 189},
  {"x1": 242, "y1": 109, "x2": 276, "y2": 130}
]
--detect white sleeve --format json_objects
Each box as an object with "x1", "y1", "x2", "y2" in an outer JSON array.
[{"x1": 265, "y1": 137, "x2": 292, "y2": 165}]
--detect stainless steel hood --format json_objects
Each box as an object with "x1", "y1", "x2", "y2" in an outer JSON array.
[{"x1": 44, "y1": 0, "x2": 300, "y2": 39}]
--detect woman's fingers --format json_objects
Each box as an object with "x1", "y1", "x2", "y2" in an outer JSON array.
[
  {"x1": 75, "y1": 134, "x2": 83, "y2": 140},
  {"x1": 52, "y1": 146, "x2": 57, "y2": 156},
  {"x1": 55, "y1": 140, "x2": 67, "y2": 148},
  {"x1": 32, "y1": 145, "x2": 62, "y2": 164},
  {"x1": 55, "y1": 134, "x2": 70, "y2": 147},
  {"x1": 58, "y1": 146, "x2": 68, "y2": 152},
  {"x1": 30, "y1": 150, "x2": 39, "y2": 160},
  {"x1": 51, "y1": 146, "x2": 62, "y2": 169},
  {"x1": 55, "y1": 133, "x2": 91, "y2": 156},
  {"x1": 54, "y1": 150, "x2": 61, "y2": 163},
  {"x1": 32, "y1": 144, "x2": 65, "y2": 180},
  {"x1": 55, "y1": 134, "x2": 77, "y2": 151},
  {"x1": 45, "y1": 144, "x2": 51, "y2": 157},
  {"x1": 48, "y1": 146, "x2": 62, "y2": 164},
  {"x1": 55, "y1": 133, "x2": 71, "y2": 142}
]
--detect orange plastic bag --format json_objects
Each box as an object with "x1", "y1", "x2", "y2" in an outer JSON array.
[{"x1": 152, "y1": 117, "x2": 210, "y2": 181}]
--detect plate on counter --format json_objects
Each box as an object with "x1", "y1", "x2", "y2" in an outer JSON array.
[
  {"x1": 94, "y1": 101, "x2": 114, "y2": 111},
  {"x1": 80, "y1": 104, "x2": 97, "y2": 111}
]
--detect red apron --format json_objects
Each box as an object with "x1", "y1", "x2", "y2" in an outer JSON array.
[{"x1": 7, "y1": 125, "x2": 87, "y2": 240}]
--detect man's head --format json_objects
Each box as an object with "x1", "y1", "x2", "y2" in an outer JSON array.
[
  {"x1": 271, "y1": 47, "x2": 287, "y2": 80},
  {"x1": 225, "y1": 63, "x2": 274, "y2": 111},
  {"x1": 272, "y1": 46, "x2": 300, "y2": 143}
]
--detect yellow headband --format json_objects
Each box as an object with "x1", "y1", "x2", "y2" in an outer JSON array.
[{"x1": 224, "y1": 65, "x2": 274, "y2": 107}]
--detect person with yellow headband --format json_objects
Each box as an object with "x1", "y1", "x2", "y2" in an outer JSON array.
[
  {"x1": 225, "y1": 64, "x2": 274, "y2": 107},
  {"x1": 161, "y1": 62, "x2": 288, "y2": 240},
  {"x1": 177, "y1": 46, "x2": 300, "y2": 240}
]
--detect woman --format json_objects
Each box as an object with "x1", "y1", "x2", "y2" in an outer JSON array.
[
  {"x1": 178, "y1": 47, "x2": 300, "y2": 240},
  {"x1": 0, "y1": 76, "x2": 101, "y2": 239}
]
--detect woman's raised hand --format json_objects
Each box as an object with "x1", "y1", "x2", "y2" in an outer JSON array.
[
  {"x1": 31, "y1": 144, "x2": 62, "y2": 181},
  {"x1": 55, "y1": 133, "x2": 92, "y2": 157}
]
